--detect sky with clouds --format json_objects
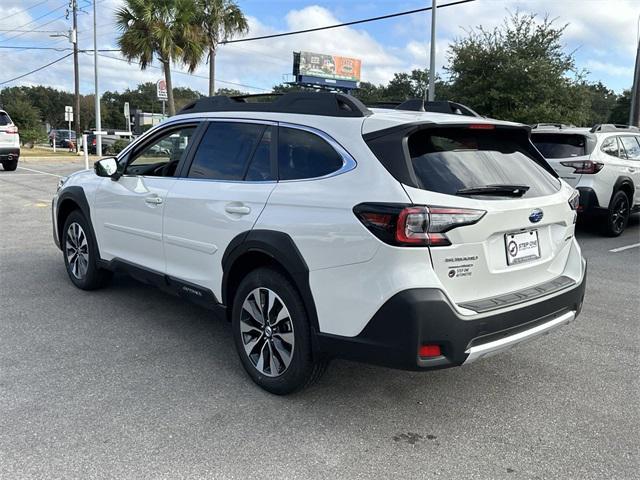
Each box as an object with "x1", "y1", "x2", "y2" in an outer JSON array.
[{"x1": 0, "y1": 0, "x2": 638, "y2": 97}]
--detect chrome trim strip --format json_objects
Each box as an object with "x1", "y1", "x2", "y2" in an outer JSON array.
[{"x1": 463, "y1": 310, "x2": 576, "y2": 364}]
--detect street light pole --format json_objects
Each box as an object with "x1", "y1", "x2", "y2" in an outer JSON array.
[
  {"x1": 428, "y1": 0, "x2": 437, "y2": 101},
  {"x1": 72, "y1": 0, "x2": 80, "y2": 153},
  {"x1": 93, "y1": 0, "x2": 102, "y2": 157}
]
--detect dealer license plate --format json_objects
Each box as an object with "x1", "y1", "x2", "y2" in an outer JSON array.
[{"x1": 505, "y1": 230, "x2": 540, "y2": 265}]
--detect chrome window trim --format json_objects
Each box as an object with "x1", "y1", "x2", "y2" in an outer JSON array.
[{"x1": 116, "y1": 116, "x2": 357, "y2": 183}]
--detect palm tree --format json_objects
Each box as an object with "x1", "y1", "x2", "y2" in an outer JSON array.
[
  {"x1": 196, "y1": 0, "x2": 248, "y2": 96},
  {"x1": 115, "y1": 0, "x2": 205, "y2": 116}
]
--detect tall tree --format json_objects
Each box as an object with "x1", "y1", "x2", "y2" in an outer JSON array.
[
  {"x1": 446, "y1": 12, "x2": 591, "y2": 124},
  {"x1": 115, "y1": 0, "x2": 205, "y2": 116},
  {"x1": 196, "y1": 0, "x2": 248, "y2": 96},
  {"x1": 609, "y1": 89, "x2": 632, "y2": 124}
]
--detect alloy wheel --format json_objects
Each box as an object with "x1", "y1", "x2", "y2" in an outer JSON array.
[
  {"x1": 65, "y1": 222, "x2": 89, "y2": 279},
  {"x1": 239, "y1": 288, "x2": 295, "y2": 377},
  {"x1": 610, "y1": 195, "x2": 629, "y2": 234}
]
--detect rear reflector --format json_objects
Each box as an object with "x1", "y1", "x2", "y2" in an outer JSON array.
[{"x1": 419, "y1": 345, "x2": 441, "y2": 358}]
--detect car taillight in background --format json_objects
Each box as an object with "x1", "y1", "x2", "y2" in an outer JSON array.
[
  {"x1": 5, "y1": 125, "x2": 18, "y2": 134},
  {"x1": 354, "y1": 203, "x2": 486, "y2": 247},
  {"x1": 560, "y1": 160, "x2": 603, "y2": 174}
]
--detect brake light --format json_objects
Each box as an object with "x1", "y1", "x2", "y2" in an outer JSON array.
[
  {"x1": 354, "y1": 204, "x2": 486, "y2": 247},
  {"x1": 560, "y1": 160, "x2": 603, "y2": 174},
  {"x1": 468, "y1": 124, "x2": 495, "y2": 130},
  {"x1": 92, "y1": 138, "x2": 96, "y2": 146}
]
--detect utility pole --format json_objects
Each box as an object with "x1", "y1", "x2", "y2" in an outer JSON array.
[
  {"x1": 427, "y1": 0, "x2": 437, "y2": 102},
  {"x1": 93, "y1": 0, "x2": 102, "y2": 157},
  {"x1": 72, "y1": 0, "x2": 80, "y2": 153},
  {"x1": 630, "y1": 39, "x2": 640, "y2": 127}
]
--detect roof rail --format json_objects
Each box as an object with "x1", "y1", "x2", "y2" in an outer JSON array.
[
  {"x1": 590, "y1": 123, "x2": 640, "y2": 133},
  {"x1": 368, "y1": 99, "x2": 481, "y2": 118},
  {"x1": 177, "y1": 92, "x2": 372, "y2": 118},
  {"x1": 530, "y1": 123, "x2": 576, "y2": 130}
]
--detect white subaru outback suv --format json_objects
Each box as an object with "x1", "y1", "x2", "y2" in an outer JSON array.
[
  {"x1": 531, "y1": 124, "x2": 640, "y2": 236},
  {"x1": 0, "y1": 109, "x2": 20, "y2": 171},
  {"x1": 52, "y1": 93, "x2": 587, "y2": 394}
]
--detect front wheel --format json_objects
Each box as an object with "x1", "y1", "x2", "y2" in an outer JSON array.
[
  {"x1": 231, "y1": 268, "x2": 327, "y2": 395},
  {"x1": 62, "y1": 210, "x2": 112, "y2": 290},
  {"x1": 604, "y1": 190, "x2": 630, "y2": 237}
]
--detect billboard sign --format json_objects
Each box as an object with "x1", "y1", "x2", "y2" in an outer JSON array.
[
  {"x1": 295, "y1": 51, "x2": 361, "y2": 82},
  {"x1": 156, "y1": 79, "x2": 168, "y2": 101}
]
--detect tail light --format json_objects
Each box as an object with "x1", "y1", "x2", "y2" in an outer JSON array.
[
  {"x1": 568, "y1": 190, "x2": 580, "y2": 211},
  {"x1": 354, "y1": 203, "x2": 486, "y2": 247},
  {"x1": 92, "y1": 138, "x2": 96, "y2": 146},
  {"x1": 5, "y1": 125, "x2": 18, "y2": 134},
  {"x1": 560, "y1": 160, "x2": 603, "y2": 174}
]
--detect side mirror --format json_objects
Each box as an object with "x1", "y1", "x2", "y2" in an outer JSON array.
[{"x1": 94, "y1": 157, "x2": 119, "y2": 179}]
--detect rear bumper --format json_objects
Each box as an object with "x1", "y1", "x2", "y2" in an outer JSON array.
[
  {"x1": 317, "y1": 259, "x2": 587, "y2": 370},
  {"x1": 576, "y1": 187, "x2": 602, "y2": 213},
  {"x1": 0, "y1": 147, "x2": 20, "y2": 160}
]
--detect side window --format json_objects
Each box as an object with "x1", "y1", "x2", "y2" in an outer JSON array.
[
  {"x1": 245, "y1": 127, "x2": 274, "y2": 181},
  {"x1": 188, "y1": 122, "x2": 265, "y2": 180},
  {"x1": 277, "y1": 127, "x2": 344, "y2": 180},
  {"x1": 601, "y1": 137, "x2": 619, "y2": 158},
  {"x1": 125, "y1": 126, "x2": 196, "y2": 177},
  {"x1": 619, "y1": 136, "x2": 640, "y2": 160}
]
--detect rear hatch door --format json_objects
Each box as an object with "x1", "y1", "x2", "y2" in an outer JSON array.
[
  {"x1": 531, "y1": 132, "x2": 592, "y2": 187},
  {"x1": 400, "y1": 125, "x2": 576, "y2": 305}
]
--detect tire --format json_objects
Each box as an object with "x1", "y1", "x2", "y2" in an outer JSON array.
[
  {"x1": 231, "y1": 267, "x2": 327, "y2": 395},
  {"x1": 61, "y1": 210, "x2": 112, "y2": 290},
  {"x1": 604, "y1": 190, "x2": 630, "y2": 237},
  {"x1": 2, "y1": 159, "x2": 18, "y2": 171}
]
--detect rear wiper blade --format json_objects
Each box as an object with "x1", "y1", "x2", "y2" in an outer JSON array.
[{"x1": 456, "y1": 184, "x2": 530, "y2": 197}]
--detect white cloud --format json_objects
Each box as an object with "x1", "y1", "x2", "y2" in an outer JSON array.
[{"x1": 585, "y1": 60, "x2": 634, "y2": 77}]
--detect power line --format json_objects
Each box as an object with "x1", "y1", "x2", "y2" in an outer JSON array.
[
  {"x1": 0, "y1": 2, "x2": 69, "y2": 44},
  {"x1": 93, "y1": 52, "x2": 269, "y2": 91},
  {"x1": 0, "y1": 45, "x2": 73, "y2": 51},
  {"x1": 0, "y1": 53, "x2": 73, "y2": 86},
  {"x1": 222, "y1": 0, "x2": 476, "y2": 44},
  {"x1": 0, "y1": 0, "x2": 50, "y2": 23}
]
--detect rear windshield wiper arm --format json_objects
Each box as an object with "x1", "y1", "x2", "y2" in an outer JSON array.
[{"x1": 456, "y1": 184, "x2": 530, "y2": 197}]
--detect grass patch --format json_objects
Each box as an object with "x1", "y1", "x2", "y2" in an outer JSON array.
[{"x1": 20, "y1": 148, "x2": 80, "y2": 158}]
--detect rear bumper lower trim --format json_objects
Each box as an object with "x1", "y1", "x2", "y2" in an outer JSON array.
[{"x1": 463, "y1": 310, "x2": 576, "y2": 364}]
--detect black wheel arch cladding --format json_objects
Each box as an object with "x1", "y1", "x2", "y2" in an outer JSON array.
[
  {"x1": 221, "y1": 230, "x2": 320, "y2": 334},
  {"x1": 56, "y1": 187, "x2": 96, "y2": 251}
]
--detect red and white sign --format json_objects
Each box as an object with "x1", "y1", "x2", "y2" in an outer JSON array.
[{"x1": 156, "y1": 79, "x2": 168, "y2": 101}]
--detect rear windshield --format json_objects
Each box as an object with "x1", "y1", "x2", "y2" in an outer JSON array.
[
  {"x1": 531, "y1": 133, "x2": 586, "y2": 158},
  {"x1": 407, "y1": 129, "x2": 560, "y2": 198},
  {"x1": 0, "y1": 112, "x2": 12, "y2": 126}
]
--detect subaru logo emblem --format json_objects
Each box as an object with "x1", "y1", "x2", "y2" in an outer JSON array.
[{"x1": 529, "y1": 209, "x2": 544, "y2": 223}]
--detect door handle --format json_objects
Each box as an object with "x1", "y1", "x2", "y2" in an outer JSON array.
[
  {"x1": 145, "y1": 196, "x2": 163, "y2": 205},
  {"x1": 225, "y1": 204, "x2": 251, "y2": 215}
]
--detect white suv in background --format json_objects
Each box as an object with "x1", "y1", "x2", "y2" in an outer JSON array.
[
  {"x1": 0, "y1": 109, "x2": 20, "y2": 171},
  {"x1": 52, "y1": 93, "x2": 587, "y2": 394},
  {"x1": 531, "y1": 124, "x2": 640, "y2": 236}
]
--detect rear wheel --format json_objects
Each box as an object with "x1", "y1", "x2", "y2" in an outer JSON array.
[
  {"x1": 62, "y1": 210, "x2": 112, "y2": 290},
  {"x1": 604, "y1": 190, "x2": 630, "y2": 237},
  {"x1": 231, "y1": 267, "x2": 327, "y2": 395},
  {"x1": 2, "y1": 159, "x2": 18, "y2": 171}
]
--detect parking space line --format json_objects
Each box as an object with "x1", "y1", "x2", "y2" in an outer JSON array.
[
  {"x1": 609, "y1": 243, "x2": 640, "y2": 253},
  {"x1": 16, "y1": 166, "x2": 64, "y2": 178}
]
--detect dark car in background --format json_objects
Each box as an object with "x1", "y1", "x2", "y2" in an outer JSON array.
[{"x1": 49, "y1": 129, "x2": 76, "y2": 148}]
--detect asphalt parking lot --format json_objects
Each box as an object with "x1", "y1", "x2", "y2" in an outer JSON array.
[{"x1": 1, "y1": 158, "x2": 638, "y2": 480}]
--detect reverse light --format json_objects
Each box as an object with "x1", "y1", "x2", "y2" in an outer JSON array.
[
  {"x1": 354, "y1": 203, "x2": 486, "y2": 247},
  {"x1": 560, "y1": 160, "x2": 603, "y2": 174}
]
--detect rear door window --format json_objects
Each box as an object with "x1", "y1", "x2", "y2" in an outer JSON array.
[
  {"x1": 407, "y1": 129, "x2": 560, "y2": 198},
  {"x1": 277, "y1": 127, "x2": 343, "y2": 180},
  {"x1": 531, "y1": 133, "x2": 586, "y2": 158},
  {"x1": 188, "y1": 122, "x2": 265, "y2": 180},
  {"x1": 619, "y1": 136, "x2": 640, "y2": 160}
]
